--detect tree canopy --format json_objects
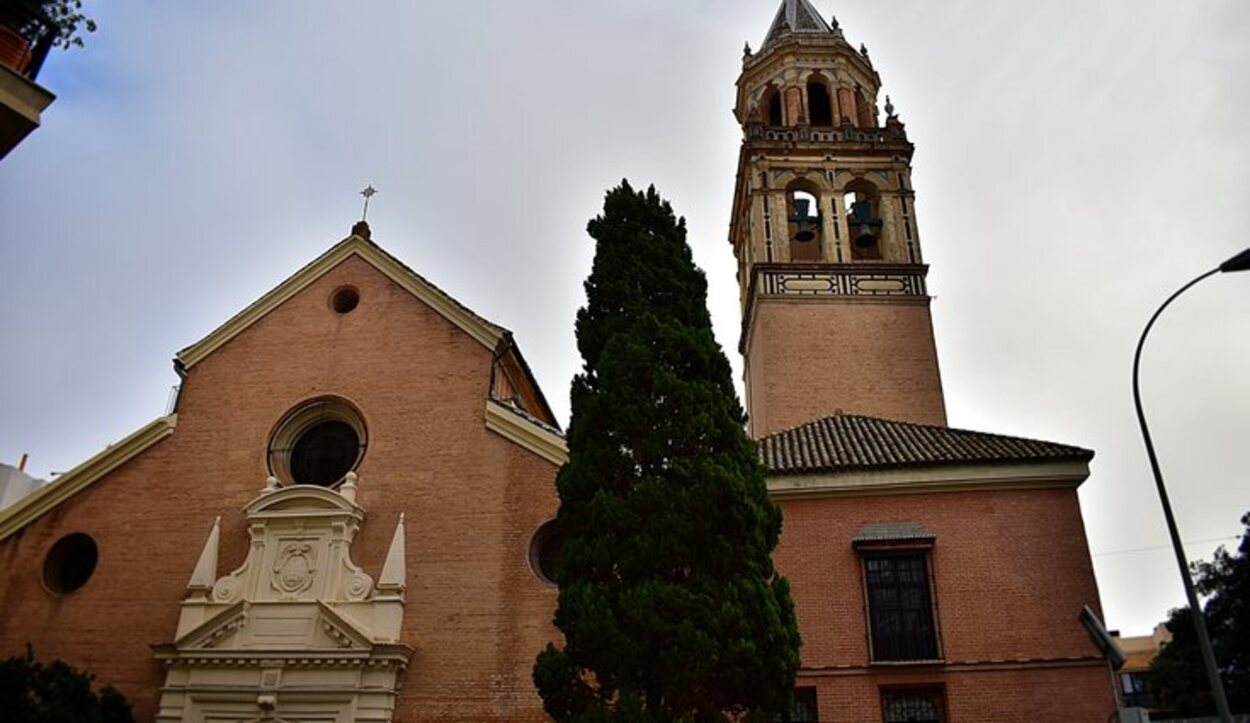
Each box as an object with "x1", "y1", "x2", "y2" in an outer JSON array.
[
  {"x1": 0, "y1": 647, "x2": 134, "y2": 723},
  {"x1": 533, "y1": 181, "x2": 801, "y2": 722},
  {"x1": 1150, "y1": 511, "x2": 1250, "y2": 715}
]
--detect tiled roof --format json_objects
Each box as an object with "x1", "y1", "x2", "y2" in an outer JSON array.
[
  {"x1": 758, "y1": 414, "x2": 1093, "y2": 475},
  {"x1": 763, "y1": 0, "x2": 833, "y2": 47}
]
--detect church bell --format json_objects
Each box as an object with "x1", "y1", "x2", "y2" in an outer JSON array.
[
  {"x1": 790, "y1": 198, "x2": 820, "y2": 242},
  {"x1": 848, "y1": 200, "x2": 882, "y2": 247}
]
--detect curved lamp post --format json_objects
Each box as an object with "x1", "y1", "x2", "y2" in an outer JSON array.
[{"x1": 1132, "y1": 246, "x2": 1250, "y2": 722}]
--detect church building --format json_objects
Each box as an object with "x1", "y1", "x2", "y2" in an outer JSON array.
[{"x1": 0, "y1": 2, "x2": 1115, "y2": 721}]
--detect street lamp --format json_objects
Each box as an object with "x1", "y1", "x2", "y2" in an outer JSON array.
[{"x1": 1131, "y1": 246, "x2": 1250, "y2": 722}]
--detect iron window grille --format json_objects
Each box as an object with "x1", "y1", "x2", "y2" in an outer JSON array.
[
  {"x1": 864, "y1": 553, "x2": 939, "y2": 661},
  {"x1": 776, "y1": 687, "x2": 818, "y2": 723},
  {"x1": 881, "y1": 688, "x2": 946, "y2": 723}
]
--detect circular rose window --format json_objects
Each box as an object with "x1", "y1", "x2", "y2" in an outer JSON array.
[{"x1": 269, "y1": 398, "x2": 367, "y2": 487}]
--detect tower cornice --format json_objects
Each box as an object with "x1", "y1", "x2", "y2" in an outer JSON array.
[{"x1": 738, "y1": 262, "x2": 931, "y2": 354}]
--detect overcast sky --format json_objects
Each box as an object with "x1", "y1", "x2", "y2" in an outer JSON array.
[{"x1": 2, "y1": 1, "x2": 1248, "y2": 636}]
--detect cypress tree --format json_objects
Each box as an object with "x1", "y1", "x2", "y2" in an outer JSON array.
[{"x1": 534, "y1": 181, "x2": 801, "y2": 722}]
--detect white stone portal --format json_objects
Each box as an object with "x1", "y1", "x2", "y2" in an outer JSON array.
[{"x1": 153, "y1": 473, "x2": 411, "y2": 722}]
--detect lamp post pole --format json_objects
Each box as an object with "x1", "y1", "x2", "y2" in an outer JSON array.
[{"x1": 1131, "y1": 247, "x2": 1250, "y2": 723}]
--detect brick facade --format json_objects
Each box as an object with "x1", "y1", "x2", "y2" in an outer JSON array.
[
  {"x1": 774, "y1": 488, "x2": 1114, "y2": 720},
  {"x1": 745, "y1": 298, "x2": 946, "y2": 436},
  {"x1": 0, "y1": 256, "x2": 560, "y2": 721}
]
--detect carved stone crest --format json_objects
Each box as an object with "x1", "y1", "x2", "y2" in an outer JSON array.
[{"x1": 272, "y1": 542, "x2": 316, "y2": 596}]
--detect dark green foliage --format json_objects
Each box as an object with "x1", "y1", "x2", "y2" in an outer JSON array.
[
  {"x1": 0, "y1": 646, "x2": 134, "y2": 723},
  {"x1": 12, "y1": 1, "x2": 96, "y2": 49},
  {"x1": 1150, "y1": 511, "x2": 1250, "y2": 716},
  {"x1": 534, "y1": 181, "x2": 801, "y2": 722},
  {"x1": 39, "y1": 1, "x2": 97, "y2": 49}
]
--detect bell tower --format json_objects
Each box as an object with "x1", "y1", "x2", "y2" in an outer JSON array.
[{"x1": 731, "y1": 0, "x2": 946, "y2": 437}]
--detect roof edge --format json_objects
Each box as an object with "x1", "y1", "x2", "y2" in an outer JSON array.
[
  {"x1": 484, "y1": 399, "x2": 567, "y2": 467},
  {"x1": 176, "y1": 234, "x2": 508, "y2": 370},
  {"x1": 0, "y1": 414, "x2": 178, "y2": 541},
  {"x1": 760, "y1": 412, "x2": 1095, "y2": 460},
  {"x1": 767, "y1": 458, "x2": 1091, "y2": 500}
]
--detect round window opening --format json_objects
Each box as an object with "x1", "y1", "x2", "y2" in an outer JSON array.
[
  {"x1": 529, "y1": 520, "x2": 563, "y2": 585},
  {"x1": 43, "y1": 533, "x2": 98, "y2": 596},
  {"x1": 269, "y1": 399, "x2": 367, "y2": 487},
  {"x1": 331, "y1": 286, "x2": 360, "y2": 314}
]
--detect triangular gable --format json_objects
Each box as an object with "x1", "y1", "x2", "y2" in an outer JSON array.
[
  {"x1": 174, "y1": 600, "x2": 251, "y2": 650},
  {"x1": 176, "y1": 232, "x2": 508, "y2": 369},
  {"x1": 174, "y1": 601, "x2": 374, "y2": 652},
  {"x1": 0, "y1": 230, "x2": 563, "y2": 541}
]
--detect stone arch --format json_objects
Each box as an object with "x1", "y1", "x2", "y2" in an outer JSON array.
[
  {"x1": 267, "y1": 395, "x2": 369, "y2": 488},
  {"x1": 786, "y1": 178, "x2": 825, "y2": 262},
  {"x1": 843, "y1": 177, "x2": 884, "y2": 260},
  {"x1": 761, "y1": 84, "x2": 783, "y2": 126},
  {"x1": 806, "y1": 73, "x2": 834, "y2": 127}
]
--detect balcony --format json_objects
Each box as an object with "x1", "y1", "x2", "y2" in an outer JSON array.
[
  {"x1": 745, "y1": 120, "x2": 908, "y2": 145},
  {"x1": 0, "y1": 1, "x2": 57, "y2": 159}
]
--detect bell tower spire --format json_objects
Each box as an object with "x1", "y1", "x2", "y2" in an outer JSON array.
[{"x1": 730, "y1": 1, "x2": 946, "y2": 437}]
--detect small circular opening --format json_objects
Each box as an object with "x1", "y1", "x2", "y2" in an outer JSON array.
[
  {"x1": 291, "y1": 419, "x2": 360, "y2": 486},
  {"x1": 529, "y1": 520, "x2": 563, "y2": 585},
  {"x1": 43, "y1": 533, "x2": 98, "y2": 596},
  {"x1": 331, "y1": 286, "x2": 360, "y2": 314}
]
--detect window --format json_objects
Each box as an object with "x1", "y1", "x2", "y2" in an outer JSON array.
[
  {"x1": 766, "y1": 88, "x2": 783, "y2": 126},
  {"x1": 807, "y1": 80, "x2": 832, "y2": 126},
  {"x1": 864, "y1": 553, "x2": 939, "y2": 661},
  {"x1": 269, "y1": 398, "x2": 367, "y2": 487},
  {"x1": 1120, "y1": 672, "x2": 1155, "y2": 708},
  {"x1": 881, "y1": 688, "x2": 945, "y2": 723},
  {"x1": 43, "y1": 533, "x2": 98, "y2": 595},
  {"x1": 529, "y1": 519, "x2": 563, "y2": 585},
  {"x1": 330, "y1": 285, "x2": 360, "y2": 314},
  {"x1": 777, "y1": 687, "x2": 818, "y2": 723}
]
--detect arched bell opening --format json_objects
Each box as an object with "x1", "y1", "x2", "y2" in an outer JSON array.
[
  {"x1": 807, "y1": 77, "x2": 833, "y2": 127},
  {"x1": 855, "y1": 87, "x2": 875, "y2": 128},
  {"x1": 843, "y1": 180, "x2": 884, "y2": 260},
  {"x1": 787, "y1": 184, "x2": 824, "y2": 262},
  {"x1": 763, "y1": 86, "x2": 783, "y2": 126}
]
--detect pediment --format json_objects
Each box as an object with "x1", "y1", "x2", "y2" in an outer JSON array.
[
  {"x1": 175, "y1": 600, "x2": 251, "y2": 650},
  {"x1": 174, "y1": 601, "x2": 374, "y2": 652},
  {"x1": 245, "y1": 485, "x2": 360, "y2": 516}
]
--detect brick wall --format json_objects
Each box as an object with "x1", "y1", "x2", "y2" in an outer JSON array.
[
  {"x1": 799, "y1": 664, "x2": 1113, "y2": 722},
  {"x1": 774, "y1": 486, "x2": 1117, "y2": 720},
  {"x1": 745, "y1": 298, "x2": 947, "y2": 436}
]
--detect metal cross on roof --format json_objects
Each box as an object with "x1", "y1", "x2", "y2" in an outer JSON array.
[{"x1": 360, "y1": 185, "x2": 378, "y2": 221}]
